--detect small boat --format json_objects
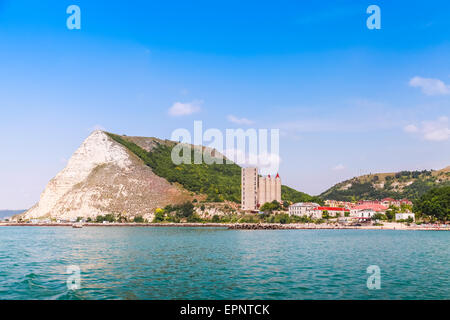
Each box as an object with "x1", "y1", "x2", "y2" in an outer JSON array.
[{"x1": 72, "y1": 222, "x2": 83, "y2": 228}]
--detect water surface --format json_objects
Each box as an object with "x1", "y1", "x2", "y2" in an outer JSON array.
[{"x1": 0, "y1": 227, "x2": 448, "y2": 299}]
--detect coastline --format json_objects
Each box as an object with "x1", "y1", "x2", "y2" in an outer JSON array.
[{"x1": 0, "y1": 222, "x2": 448, "y2": 231}]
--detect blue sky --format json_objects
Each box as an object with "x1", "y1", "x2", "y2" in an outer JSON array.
[{"x1": 1, "y1": 0, "x2": 450, "y2": 209}]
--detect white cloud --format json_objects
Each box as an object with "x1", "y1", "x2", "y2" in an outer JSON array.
[
  {"x1": 168, "y1": 100, "x2": 202, "y2": 116},
  {"x1": 332, "y1": 164, "x2": 345, "y2": 171},
  {"x1": 405, "y1": 116, "x2": 450, "y2": 141},
  {"x1": 227, "y1": 115, "x2": 254, "y2": 125},
  {"x1": 403, "y1": 124, "x2": 418, "y2": 133},
  {"x1": 409, "y1": 76, "x2": 450, "y2": 96},
  {"x1": 422, "y1": 117, "x2": 450, "y2": 141}
]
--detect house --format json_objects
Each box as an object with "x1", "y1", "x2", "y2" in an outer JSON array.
[
  {"x1": 395, "y1": 213, "x2": 415, "y2": 221},
  {"x1": 350, "y1": 203, "x2": 387, "y2": 217},
  {"x1": 354, "y1": 209, "x2": 377, "y2": 218},
  {"x1": 324, "y1": 200, "x2": 356, "y2": 209},
  {"x1": 289, "y1": 202, "x2": 320, "y2": 217},
  {"x1": 314, "y1": 206, "x2": 347, "y2": 218},
  {"x1": 400, "y1": 199, "x2": 413, "y2": 206},
  {"x1": 382, "y1": 198, "x2": 412, "y2": 207},
  {"x1": 357, "y1": 200, "x2": 382, "y2": 205},
  {"x1": 381, "y1": 197, "x2": 398, "y2": 207}
]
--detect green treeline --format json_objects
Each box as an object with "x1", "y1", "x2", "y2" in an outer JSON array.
[
  {"x1": 414, "y1": 186, "x2": 450, "y2": 221},
  {"x1": 321, "y1": 174, "x2": 450, "y2": 201},
  {"x1": 281, "y1": 185, "x2": 324, "y2": 205}
]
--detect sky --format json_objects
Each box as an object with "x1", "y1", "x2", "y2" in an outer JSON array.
[{"x1": 0, "y1": 0, "x2": 449, "y2": 209}]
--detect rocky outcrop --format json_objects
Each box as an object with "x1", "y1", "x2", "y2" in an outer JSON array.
[{"x1": 22, "y1": 131, "x2": 191, "y2": 220}]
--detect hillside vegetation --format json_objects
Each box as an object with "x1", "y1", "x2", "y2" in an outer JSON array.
[
  {"x1": 107, "y1": 133, "x2": 241, "y2": 202},
  {"x1": 107, "y1": 132, "x2": 316, "y2": 204},
  {"x1": 414, "y1": 186, "x2": 450, "y2": 221},
  {"x1": 281, "y1": 185, "x2": 324, "y2": 205},
  {"x1": 320, "y1": 167, "x2": 450, "y2": 201}
]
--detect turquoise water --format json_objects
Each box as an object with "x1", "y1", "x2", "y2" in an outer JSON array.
[{"x1": 0, "y1": 226, "x2": 448, "y2": 300}]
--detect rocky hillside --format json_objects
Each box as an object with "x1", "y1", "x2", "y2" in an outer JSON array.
[
  {"x1": 22, "y1": 131, "x2": 192, "y2": 221},
  {"x1": 20, "y1": 130, "x2": 319, "y2": 221},
  {"x1": 320, "y1": 166, "x2": 450, "y2": 201},
  {"x1": 107, "y1": 133, "x2": 241, "y2": 203}
]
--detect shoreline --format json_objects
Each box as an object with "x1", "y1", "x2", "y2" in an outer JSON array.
[{"x1": 0, "y1": 222, "x2": 448, "y2": 231}]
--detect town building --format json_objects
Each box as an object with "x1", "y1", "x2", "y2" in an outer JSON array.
[
  {"x1": 357, "y1": 200, "x2": 382, "y2": 206},
  {"x1": 354, "y1": 209, "x2": 377, "y2": 219},
  {"x1": 241, "y1": 167, "x2": 258, "y2": 211},
  {"x1": 241, "y1": 167, "x2": 282, "y2": 211},
  {"x1": 289, "y1": 202, "x2": 320, "y2": 217},
  {"x1": 289, "y1": 204, "x2": 348, "y2": 219},
  {"x1": 379, "y1": 198, "x2": 413, "y2": 208},
  {"x1": 395, "y1": 213, "x2": 415, "y2": 221},
  {"x1": 314, "y1": 206, "x2": 347, "y2": 217},
  {"x1": 350, "y1": 203, "x2": 387, "y2": 217},
  {"x1": 258, "y1": 173, "x2": 281, "y2": 206},
  {"x1": 324, "y1": 200, "x2": 356, "y2": 209}
]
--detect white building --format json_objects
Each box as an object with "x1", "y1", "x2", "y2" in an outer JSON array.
[
  {"x1": 289, "y1": 202, "x2": 320, "y2": 217},
  {"x1": 352, "y1": 209, "x2": 377, "y2": 218},
  {"x1": 241, "y1": 167, "x2": 258, "y2": 211},
  {"x1": 395, "y1": 213, "x2": 415, "y2": 221},
  {"x1": 241, "y1": 167, "x2": 282, "y2": 211},
  {"x1": 258, "y1": 173, "x2": 281, "y2": 206}
]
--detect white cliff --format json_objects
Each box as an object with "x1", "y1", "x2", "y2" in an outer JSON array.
[{"x1": 23, "y1": 131, "x2": 190, "y2": 220}]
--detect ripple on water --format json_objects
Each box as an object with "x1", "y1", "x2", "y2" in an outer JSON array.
[{"x1": 0, "y1": 227, "x2": 448, "y2": 300}]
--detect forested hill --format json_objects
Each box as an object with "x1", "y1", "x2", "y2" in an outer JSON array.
[
  {"x1": 107, "y1": 132, "x2": 316, "y2": 204},
  {"x1": 320, "y1": 167, "x2": 450, "y2": 201}
]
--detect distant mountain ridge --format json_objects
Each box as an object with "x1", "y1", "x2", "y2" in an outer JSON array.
[
  {"x1": 320, "y1": 166, "x2": 450, "y2": 201},
  {"x1": 0, "y1": 210, "x2": 25, "y2": 219}
]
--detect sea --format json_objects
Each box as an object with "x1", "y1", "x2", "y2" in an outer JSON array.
[{"x1": 0, "y1": 226, "x2": 448, "y2": 300}]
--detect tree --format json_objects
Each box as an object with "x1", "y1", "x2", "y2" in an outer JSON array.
[
  {"x1": 178, "y1": 202, "x2": 194, "y2": 218},
  {"x1": 385, "y1": 210, "x2": 394, "y2": 221},
  {"x1": 153, "y1": 208, "x2": 165, "y2": 222},
  {"x1": 414, "y1": 186, "x2": 450, "y2": 221},
  {"x1": 372, "y1": 213, "x2": 386, "y2": 221},
  {"x1": 260, "y1": 201, "x2": 281, "y2": 213},
  {"x1": 134, "y1": 216, "x2": 145, "y2": 223}
]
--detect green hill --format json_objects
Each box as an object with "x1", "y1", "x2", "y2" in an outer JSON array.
[
  {"x1": 281, "y1": 185, "x2": 324, "y2": 205},
  {"x1": 320, "y1": 167, "x2": 450, "y2": 201},
  {"x1": 107, "y1": 132, "x2": 315, "y2": 204}
]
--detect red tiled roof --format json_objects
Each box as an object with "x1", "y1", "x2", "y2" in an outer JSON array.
[
  {"x1": 352, "y1": 203, "x2": 388, "y2": 212},
  {"x1": 314, "y1": 207, "x2": 347, "y2": 211}
]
